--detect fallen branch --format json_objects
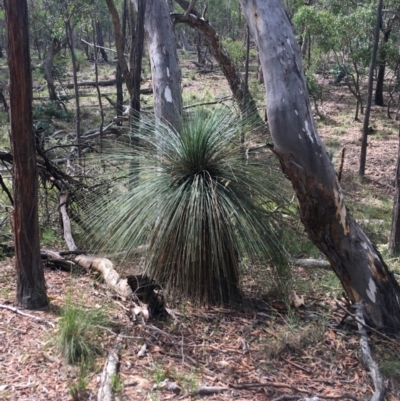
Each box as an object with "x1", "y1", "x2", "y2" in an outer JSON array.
[
  {"x1": 65, "y1": 79, "x2": 117, "y2": 89},
  {"x1": 195, "y1": 386, "x2": 229, "y2": 395},
  {"x1": 59, "y1": 191, "x2": 78, "y2": 251},
  {"x1": 336, "y1": 302, "x2": 400, "y2": 348},
  {"x1": 41, "y1": 248, "x2": 77, "y2": 271},
  {"x1": 292, "y1": 258, "x2": 331, "y2": 270},
  {"x1": 0, "y1": 304, "x2": 55, "y2": 328},
  {"x1": 354, "y1": 303, "x2": 386, "y2": 401},
  {"x1": 97, "y1": 344, "x2": 121, "y2": 401},
  {"x1": 74, "y1": 255, "x2": 134, "y2": 299}
]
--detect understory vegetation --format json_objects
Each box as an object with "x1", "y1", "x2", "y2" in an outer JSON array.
[{"x1": 2, "y1": 0, "x2": 400, "y2": 399}]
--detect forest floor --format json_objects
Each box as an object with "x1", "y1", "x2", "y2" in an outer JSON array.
[{"x1": 1, "y1": 52, "x2": 400, "y2": 401}]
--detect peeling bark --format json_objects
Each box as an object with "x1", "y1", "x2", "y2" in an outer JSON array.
[{"x1": 240, "y1": 0, "x2": 400, "y2": 331}]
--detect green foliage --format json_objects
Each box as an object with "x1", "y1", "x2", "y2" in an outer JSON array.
[
  {"x1": 83, "y1": 109, "x2": 290, "y2": 305},
  {"x1": 56, "y1": 298, "x2": 107, "y2": 365},
  {"x1": 68, "y1": 360, "x2": 91, "y2": 401},
  {"x1": 33, "y1": 101, "x2": 71, "y2": 134},
  {"x1": 222, "y1": 38, "x2": 246, "y2": 64}
]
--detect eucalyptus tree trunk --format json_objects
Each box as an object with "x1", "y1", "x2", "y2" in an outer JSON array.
[
  {"x1": 95, "y1": 20, "x2": 108, "y2": 62},
  {"x1": 65, "y1": 20, "x2": 82, "y2": 162},
  {"x1": 360, "y1": 0, "x2": 383, "y2": 177},
  {"x1": 240, "y1": 0, "x2": 400, "y2": 332},
  {"x1": 145, "y1": 0, "x2": 182, "y2": 130},
  {"x1": 375, "y1": 27, "x2": 391, "y2": 107},
  {"x1": 44, "y1": 37, "x2": 62, "y2": 101},
  {"x1": 5, "y1": 0, "x2": 48, "y2": 309}
]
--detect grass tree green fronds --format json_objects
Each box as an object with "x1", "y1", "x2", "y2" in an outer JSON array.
[
  {"x1": 56, "y1": 298, "x2": 108, "y2": 365},
  {"x1": 83, "y1": 108, "x2": 290, "y2": 305}
]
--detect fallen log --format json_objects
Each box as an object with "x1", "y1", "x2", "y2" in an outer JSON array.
[
  {"x1": 74, "y1": 255, "x2": 134, "y2": 299},
  {"x1": 97, "y1": 344, "x2": 121, "y2": 401}
]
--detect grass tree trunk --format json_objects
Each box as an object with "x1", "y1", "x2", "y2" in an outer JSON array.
[
  {"x1": 5, "y1": 0, "x2": 48, "y2": 309},
  {"x1": 145, "y1": 0, "x2": 182, "y2": 130},
  {"x1": 240, "y1": 0, "x2": 400, "y2": 332}
]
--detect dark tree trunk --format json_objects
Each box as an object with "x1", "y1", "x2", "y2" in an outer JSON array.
[
  {"x1": 360, "y1": 0, "x2": 383, "y2": 177},
  {"x1": 95, "y1": 21, "x2": 108, "y2": 62},
  {"x1": 44, "y1": 37, "x2": 62, "y2": 101},
  {"x1": 240, "y1": 0, "x2": 400, "y2": 332},
  {"x1": 375, "y1": 28, "x2": 391, "y2": 107},
  {"x1": 390, "y1": 129, "x2": 400, "y2": 256},
  {"x1": 116, "y1": 0, "x2": 128, "y2": 121},
  {"x1": 4, "y1": 0, "x2": 48, "y2": 309},
  {"x1": 105, "y1": 0, "x2": 133, "y2": 95},
  {"x1": 65, "y1": 20, "x2": 82, "y2": 162},
  {"x1": 130, "y1": 0, "x2": 146, "y2": 116}
]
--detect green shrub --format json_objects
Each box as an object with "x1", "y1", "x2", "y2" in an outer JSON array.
[{"x1": 83, "y1": 109, "x2": 290, "y2": 305}]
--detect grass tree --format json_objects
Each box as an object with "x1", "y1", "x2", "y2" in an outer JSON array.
[{"x1": 83, "y1": 109, "x2": 289, "y2": 305}]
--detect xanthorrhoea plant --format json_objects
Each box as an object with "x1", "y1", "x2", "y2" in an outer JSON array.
[{"x1": 84, "y1": 108, "x2": 289, "y2": 305}]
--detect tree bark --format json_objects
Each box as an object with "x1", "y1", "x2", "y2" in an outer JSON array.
[
  {"x1": 359, "y1": 0, "x2": 383, "y2": 177},
  {"x1": 5, "y1": 0, "x2": 48, "y2": 309},
  {"x1": 240, "y1": 0, "x2": 400, "y2": 332},
  {"x1": 130, "y1": 0, "x2": 146, "y2": 117},
  {"x1": 44, "y1": 38, "x2": 62, "y2": 101},
  {"x1": 65, "y1": 19, "x2": 82, "y2": 162},
  {"x1": 95, "y1": 20, "x2": 108, "y2": 62},
  {"x1": 145, "y1": 0, "x2": 182, "y2": 130},
  {"x1": 105, "y1": 0, "x2": 133, "y2": 95},
  {"x1": 375, "y1": 27, "x2": 391, "y2": 107}
]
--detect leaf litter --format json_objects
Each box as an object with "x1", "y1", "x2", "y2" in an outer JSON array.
[{"x1": 1, "y1": 258, "x2": 400, "y2": 401}]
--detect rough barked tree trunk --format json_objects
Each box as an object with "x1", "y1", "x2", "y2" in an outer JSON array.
[
  {"x1": 130, "y1": 0, "x2": 146, "y2": 117},
  {"x1": 360, "y1": 0, "x2": 383, "y2": 177},
  {"x1": 44, "y1": 37, "x2": 62, "y2": 101},
  {"x1": 65, "y1": 19, "x2": 82, "y2": 162},
  {"x1": 240, "y1": 0, "x2": 400, "y2": 332},
  {"x1": 95, "y1": 20, "x2": 108, "y2": 62},
  {"x1": 5, "y1": 0, "x2": 48, "y2": 309},
  {"x1": 105, "y1": 0, "x2": 133, "y2": 95},
  {"x1": 145, "y1": 0, "x2": 182, "y2": 130},
  {"x1": 375, "y1": 26, "x2": 392, "y2": 107}
]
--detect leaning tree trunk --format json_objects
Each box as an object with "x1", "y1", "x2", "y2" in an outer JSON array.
[
  {"x1": 5, "y1": 0, "x2": 48, "y2": 309},
  {"x1": 173, "y1": 0, "x2": 260, "y2": 118},
  {"x1": 240, "y1": 0, "x2": 400, "y2": 332},
  {"x1": 145, "y1": 0, "x2": 182, "y2": 130},
  {"x1": 44, "y1": 37, "x2": 62, "y2": 101}
]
